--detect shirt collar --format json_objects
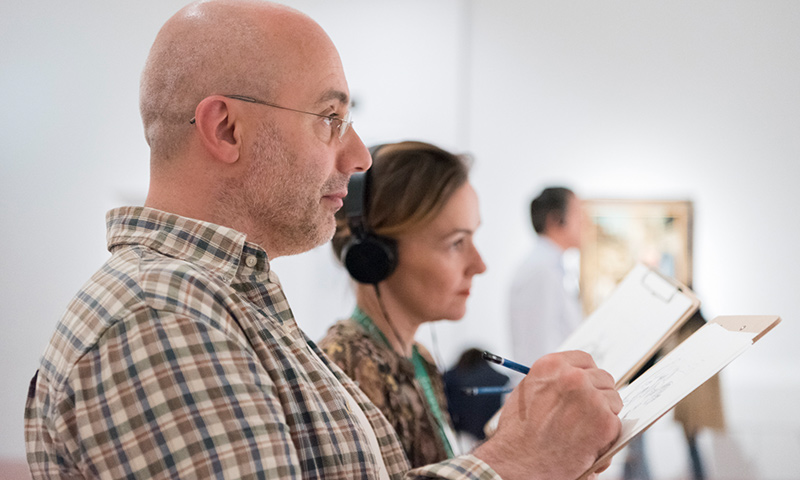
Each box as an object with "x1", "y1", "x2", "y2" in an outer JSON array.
[
  {"x1": 538, "y1": 235, "x2": 564, "y2": 255},
  {"x1": 105, "y1": 206, "x2": 270, "y2": 282}
]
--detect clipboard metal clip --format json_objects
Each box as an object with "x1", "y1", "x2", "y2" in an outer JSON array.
[{"x1": 640, "y1": 270, "x2": 678, "y2": 303}]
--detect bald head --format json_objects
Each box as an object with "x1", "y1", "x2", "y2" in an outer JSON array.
[
  {"x1": 139, "y1": 0, "x2": 369, "y2": 258},
  {"x1": 140, "y1": 0, "x2": 336, "y2": 163}
]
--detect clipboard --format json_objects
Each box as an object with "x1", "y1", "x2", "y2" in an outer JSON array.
[
  {"x1": 484, "y1": 263, "x2": 700, "y2": 437},
  {"x1": 558, "y1": 262, "x2": 701, "y2": 388},
  {"x1": 577, "y1": 314, "x2": 781, "y2": 480}
]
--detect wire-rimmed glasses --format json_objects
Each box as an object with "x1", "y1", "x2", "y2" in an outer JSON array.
[{"x1": 189, "y1": 94, "x2": 353, "y2": 143}]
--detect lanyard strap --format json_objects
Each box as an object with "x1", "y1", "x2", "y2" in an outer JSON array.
[
  {"x1": 410, "y1": 346, "x2": 455, "y2": 458},
  {"x1": 351, "y1": 307, "x2": 455, "y2": 458}
]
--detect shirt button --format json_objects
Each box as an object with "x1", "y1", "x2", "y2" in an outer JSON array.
[{"x1": 245, "y1": 255, "x2": 258, "y2": 267}]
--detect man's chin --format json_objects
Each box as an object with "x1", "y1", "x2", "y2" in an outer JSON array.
[
  {"x1": 309, "y1": 231, "x2": 336, "y2": 253},
  {"x1": 316, "y1": 219, "x2": 338, "y2": 248},
  {"x1": 283, "y1": 220, "x2": 336, "y2": 257}
]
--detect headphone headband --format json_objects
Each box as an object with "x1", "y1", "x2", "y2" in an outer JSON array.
[{"x1": 343, "y1": 171, "x2": 368, "y2": 238}]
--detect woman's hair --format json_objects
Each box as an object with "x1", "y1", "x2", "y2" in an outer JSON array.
[{"x1": 331, "y1": 141, "x2": 471, "y2": 260}]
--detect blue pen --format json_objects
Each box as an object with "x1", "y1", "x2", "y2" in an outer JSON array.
[
  {"x1": 462, "y1": 386, "x2": 514, "y2": 396},
  {"x1": 482, "y1": 351, "x2": 530, "y2": 375}
]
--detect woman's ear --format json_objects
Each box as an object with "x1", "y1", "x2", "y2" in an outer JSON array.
[{"x1": 192, "y1": 96, "x2": 241, "y2": 165}]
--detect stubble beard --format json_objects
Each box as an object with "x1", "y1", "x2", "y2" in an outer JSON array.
[{"x1": 218, "y1": 121, "x2": 342, "y2": 257}]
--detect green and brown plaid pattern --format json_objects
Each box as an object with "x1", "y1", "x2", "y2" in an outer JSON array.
[{"x1": 25, "y1": 206, "x2": 497, "y2": 479}]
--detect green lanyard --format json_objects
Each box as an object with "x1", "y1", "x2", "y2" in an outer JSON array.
[{"x1": 352, "y1": 307, "x2": 455, "y2": 458}]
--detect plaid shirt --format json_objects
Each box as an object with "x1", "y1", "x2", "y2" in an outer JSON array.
[{"x1": 25, "y1": 207, "x2": 498, "y2": 480}]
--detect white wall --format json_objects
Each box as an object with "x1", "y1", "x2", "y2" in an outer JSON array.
[
  {"x1": 2, "y1": 1, "x2": 799, "y2": 477},
  {"x1": 459, "y1": 2, "x2": 800, "y2": 477},
  {"x1": 464, "y1": 0, "x2": 800, "y2": 382}
]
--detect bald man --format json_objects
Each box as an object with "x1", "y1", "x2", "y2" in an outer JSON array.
[{"x1": 25, "y1": 2, "x2": 621, "y2": 479}]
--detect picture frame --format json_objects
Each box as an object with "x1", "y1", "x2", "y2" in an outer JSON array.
[{"x1": 579, "y1": 199, "x2": 694, "y2": 315}]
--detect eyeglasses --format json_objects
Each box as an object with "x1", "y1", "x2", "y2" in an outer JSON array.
[{"x1": 189, "y1": 94, "x2": 353, "y2": 143}]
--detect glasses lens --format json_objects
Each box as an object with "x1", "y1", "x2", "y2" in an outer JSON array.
[{"x1": 337, "y1": 111, "x2": 352, "y2": 141}]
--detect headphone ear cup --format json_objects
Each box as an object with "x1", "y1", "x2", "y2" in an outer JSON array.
[{"x1": 341, "y1": 234, "x2": 398, "y2": 284}]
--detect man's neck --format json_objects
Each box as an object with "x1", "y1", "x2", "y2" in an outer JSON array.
[
  {"x1": 144, "y1": 181, "x2": 279, "y2": 259},
  {"x1": 542, "y1": 233, "x2": 569, "y2": 252}
]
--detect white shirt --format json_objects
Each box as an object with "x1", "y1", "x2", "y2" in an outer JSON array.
[{"x1": 508, "y1": 236, "x2": 583, "y2": 369}]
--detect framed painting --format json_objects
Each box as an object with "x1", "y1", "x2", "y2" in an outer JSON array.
[{"x1": 579, "y1": 199, "x2": 693, "y2": 315}]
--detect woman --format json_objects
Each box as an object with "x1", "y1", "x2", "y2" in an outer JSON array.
[{"x1": 320, "y1": 141, "x2": 486, "y2": 467}]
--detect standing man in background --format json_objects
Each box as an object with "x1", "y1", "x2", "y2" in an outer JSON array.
[
  {"x1": 508, "y1": 187, "x2": 584, "y2": 368},
  {"x1": 508, "y1": 186, "x2": 654, "y2": 480}
]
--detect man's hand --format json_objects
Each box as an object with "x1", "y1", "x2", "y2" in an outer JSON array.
[{"x1": 473, "y1": 351, "x2": 622, "y2": 480}]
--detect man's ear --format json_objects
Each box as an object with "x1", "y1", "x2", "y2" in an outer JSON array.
[
  {"x1": 192, "y1": 96, "x2": 241, "y2": 164},
  {"x1": 544, "y1": 211, "x2": 559, "y2": 232}
]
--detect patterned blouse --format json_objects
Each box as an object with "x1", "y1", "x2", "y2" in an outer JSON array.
[{"x1": 320, "y1": 316, "x2": 455, "y2": 468}]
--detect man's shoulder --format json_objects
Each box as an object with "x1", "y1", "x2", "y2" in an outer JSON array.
[
  {"x1": 511, "y1": 248, "x2": 561, "y2": 282},
  {"x1": 39, "y1": 245, "x2": 235, "y2": 386}
]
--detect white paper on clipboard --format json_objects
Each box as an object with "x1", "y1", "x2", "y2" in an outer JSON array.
[
  {"x1": 558, "y1": 262, "x2": 700, "y2": 388},
  {"x1": 484, "y1": 263, "x2": 699, "y2": 437},
  {"x1": 577, "y1": 315, "x2": 781, "y2": 480}
]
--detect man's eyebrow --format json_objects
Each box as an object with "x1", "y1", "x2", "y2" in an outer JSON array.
[{"x1": 316, "y1": 89, "x2": 349, "y2": 106}]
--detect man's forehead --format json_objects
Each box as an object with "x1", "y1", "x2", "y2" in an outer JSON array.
[{"x1": 273, "y1": 39, "x2": 349, "y2": 108}]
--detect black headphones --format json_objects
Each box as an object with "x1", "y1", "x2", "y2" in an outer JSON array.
[{"x1": 340, "y1": 146, "x2": 398, "y2": 284}]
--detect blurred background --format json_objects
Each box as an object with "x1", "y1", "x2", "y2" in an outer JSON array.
[{"x1": 2, "y1": 1, "x2": 799, "y2": 478}]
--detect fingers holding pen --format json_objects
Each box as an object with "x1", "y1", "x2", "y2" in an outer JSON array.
[
  {"x1": 489, "y1": 349, "x2": 623, "y2": 419},
  {"x1": 475, "y1": 351, "x2": 624, "y2": 480},
  {"x1": 528, "y1": 351, "x2": 623, "y2": 441},
  {"x1": 558, "y1": 350, "x2": 624, "y2": 419}
]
